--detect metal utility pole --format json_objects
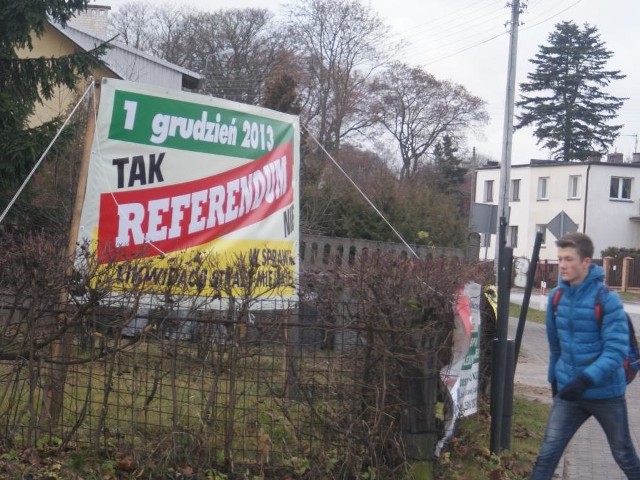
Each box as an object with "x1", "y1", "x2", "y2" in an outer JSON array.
[
  {"x1": 494, "y1": 0, "x2": 523, "y2": 270},
  {"x1": 490, "y1": 0, "x2": 523, "y2": 455}
]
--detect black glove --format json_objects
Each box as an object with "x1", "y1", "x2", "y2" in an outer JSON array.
[
  {"x1": 551, "y1": 380, "x2": 558, "y2": 397},
  {"x1": 558, "y1": 375, "x2": 592, "y2": 401}
]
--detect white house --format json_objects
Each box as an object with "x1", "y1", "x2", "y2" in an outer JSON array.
[{"x1": 473, "y1": 155, "x2": 640, "y2": 261}]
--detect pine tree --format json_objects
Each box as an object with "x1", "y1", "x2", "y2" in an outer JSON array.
[
  {"x1": 516, "y1": 21, "x2": 626, "y2": 161},
  {"x1": 0, "y1": 1, "x2": 106, "y2": 220},
  {"x1": 433, "y1": 135, "x2": 467, "y2": 194}
]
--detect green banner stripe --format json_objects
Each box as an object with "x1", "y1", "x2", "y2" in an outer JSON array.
[{"x1": 109, "y1": 90, "x2": 294, "y2": 159}]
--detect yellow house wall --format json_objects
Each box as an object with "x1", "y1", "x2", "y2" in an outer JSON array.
[{"x1": 16, "y1": 23, "x2": 115, "y2": 128}]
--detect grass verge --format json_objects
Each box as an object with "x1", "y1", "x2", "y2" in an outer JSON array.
[
  {"x1": 435, "y1": 396, "x2": 549, "y2": 479},
  {"x1": 509, "y1": 302, "x2": 547, "y2": 324},
  {"x1": 619, "y1": 291, "x2": 640, "y2": 303}
]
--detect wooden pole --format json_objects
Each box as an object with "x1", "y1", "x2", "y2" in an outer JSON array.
[
  {"x1": 40, "y1": 79, "x2": 100, "y2": 425},
  {"x1": 68, "y1": 79, "x2": 100, "y2": 260}
]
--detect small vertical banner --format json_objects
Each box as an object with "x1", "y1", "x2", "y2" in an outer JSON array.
[{"x1": 436, "y1": 282, "x2": 482, "y2": 455}]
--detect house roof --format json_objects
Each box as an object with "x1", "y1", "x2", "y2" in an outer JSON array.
[
  {"x1": 48, "y1": 21, "x2": 202, "y2": 91},
  {"x1": 478, "y1": 159, "x2": 640, "y2": 170}
]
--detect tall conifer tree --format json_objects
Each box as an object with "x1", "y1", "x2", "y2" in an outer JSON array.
[{"x1": 516, "y1": 21, "x2": 625, "y2": 161}]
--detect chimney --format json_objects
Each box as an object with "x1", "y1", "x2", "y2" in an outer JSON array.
[
  {"x1": 586, "y1": 153, "x2": 602, "y2": 162},
  {"x1": 67, "y1": 4, "x2": 110, "y2": 37},
  {"x1": 632, "y1": 153, "x2": 640, "y2": 164},
  {"x1": 607, "y1": 152, "x2": 624, "y2": 163}
]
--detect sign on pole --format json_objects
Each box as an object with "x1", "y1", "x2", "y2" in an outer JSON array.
[
  {"x1": 546, "y1": 211, "x2": 578, "y2": 240},
  {"x1": 77, "y1": 79, "x2": 300, "y2": 299},
  {"x1": 469, "y1": 203, "x2": 499, "y2": 234}
]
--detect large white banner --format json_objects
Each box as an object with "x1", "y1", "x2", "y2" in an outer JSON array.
[{"x1": 78, "y1": 79, "x2": 300, "y2": 298}]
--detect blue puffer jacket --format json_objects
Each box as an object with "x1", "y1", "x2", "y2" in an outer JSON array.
[{"x1": 547, "y1": 264, "x2": 629, "y2": 399}]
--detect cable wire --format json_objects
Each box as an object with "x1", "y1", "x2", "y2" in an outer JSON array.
[{"x1": 302, "y1": 125, "x2": 420, "y2": 259}]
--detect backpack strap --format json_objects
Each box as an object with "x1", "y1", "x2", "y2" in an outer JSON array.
[
  {"x1": 593, "y1": 285, "x2": 608, "y2": 327},
  {"x1": 551, "y1": 288, "x2": 564, "y2": 319},
  {"x1": 552, "y1": 285, "x2": 607, "y2": 326}
]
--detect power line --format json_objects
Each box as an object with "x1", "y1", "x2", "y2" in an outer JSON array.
[{"x1": 395, "y1": 0, "x2": 585, "y2": 68}]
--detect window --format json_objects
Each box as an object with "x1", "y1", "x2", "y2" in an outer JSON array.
[
  {"x1": 537, "y1": 177, "x2": 549, "y2": 200},
  {"x1": 535, "y1": 224, "x2": 547, "y2": 245},
  {"x1": 511, "y1": 179, "x2": 520, "y2": 201},
  {"x1": 568, "y1": 175, "x2": 581, "y2": 199},
  {"x1": 484, "y1": 180, "x2": 494, "y2": 202},
  {"x1": 610, "y1": 177, "x2": 632, "y2": 200},
  {"x1": 507, "y1": 226, "x2": 518, "y2": 248}
]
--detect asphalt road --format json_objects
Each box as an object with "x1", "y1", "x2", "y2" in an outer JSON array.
[{"x1": 509, "y1": 313, "x2": 549, "y2": 389}]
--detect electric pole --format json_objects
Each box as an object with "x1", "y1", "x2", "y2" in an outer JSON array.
[
  {"x1": 495, "y1": 0, "x2": 523, "y2": 266},
  {"x1": 490, "y1": 0, "x2": 524, "y2": 455}
]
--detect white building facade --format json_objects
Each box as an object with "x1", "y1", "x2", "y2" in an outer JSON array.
[{"x1": 473, "y1": 159, "x2": 640, "y2": 261}]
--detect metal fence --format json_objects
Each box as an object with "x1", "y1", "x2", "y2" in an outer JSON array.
[
  {"x1": 534, "y1": 257, "x2": 640, "y2": 290},
  {"x1": 0, "y1": 297, "x2": 451, "y2": 478},
  {"x1": 628, "y1": 257, "x2": 640, "y2": 289}
]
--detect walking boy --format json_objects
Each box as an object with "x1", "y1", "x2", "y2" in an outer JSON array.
[{"x1": 530, "y1": 232, "x2": 640, "y2": 479}]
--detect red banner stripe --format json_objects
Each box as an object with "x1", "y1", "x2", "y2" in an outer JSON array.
[{"x1": 96, "y1": 143, "x2": 293, "y2": 263}]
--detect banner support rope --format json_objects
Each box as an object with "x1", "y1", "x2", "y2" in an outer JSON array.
[
  {"x1": 0, "y1": 80, "x2": 96, "y2": 225},
  {"x1": 302, "y1": 125, "x2": 420, "y2": 259}
]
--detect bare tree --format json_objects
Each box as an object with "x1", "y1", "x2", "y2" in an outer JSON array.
[
  {"x1": 191, "y1": 9, "x2": 286, "y2": 105},
  {"x1": 108, "y1": 1, "x2": 156, "y2": 51},
  {"x1": 146, "y1": 4, "x2": 192, "y2": 65},
  {"x1": 109, "y1": 2, "x2": 195, "y2": 67},
  {"x1": 284, "y1": 0, "x2": 390, "y2": 153},
  {"x1": 111, "y1": 4, "x2": 286, "y2": 106},
  {"x1": 368, "y1": 62, "x2": 489, "y2": 183}
]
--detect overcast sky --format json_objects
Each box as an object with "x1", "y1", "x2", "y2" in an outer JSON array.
[{"x1": 99, "y1": 0, "x2": 640, "y2": 165}]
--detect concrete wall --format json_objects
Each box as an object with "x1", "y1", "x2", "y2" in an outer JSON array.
[{"x1": 299, "y1": 234, "x2": 475, "y2": 272}]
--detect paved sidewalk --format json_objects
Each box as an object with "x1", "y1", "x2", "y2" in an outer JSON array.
[
  {"x1": 510, "y1": 289, "x2": 640, "y2": 479},
  {"x1": 561, "y1": 378, "x2": 640, "y2": 479}
]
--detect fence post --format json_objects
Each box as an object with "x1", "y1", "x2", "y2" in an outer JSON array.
[
  {"x1": 603, "y1": 257, "x2": 613, "y2": 286},
  {"x1": 401, "y1": 330, "x2": 440, "y2": 464},
  {"x1": 41, "y1": 80, "x2": 100, "y2": 427},
  {"x1": 622, "y1": 257, "x2": 633, "y2": 293}
]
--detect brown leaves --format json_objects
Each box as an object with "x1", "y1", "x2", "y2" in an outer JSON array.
[
  {"x1": 488, "y1": 468, "x2": 506, "y2": 480},
  {"x1": 180, "y1": 465, "x2": 194, "y2": 477},
  {"x1": 116, "y1": 454, "x2": 135, "y2": 472}
]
